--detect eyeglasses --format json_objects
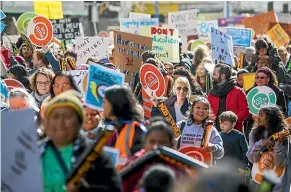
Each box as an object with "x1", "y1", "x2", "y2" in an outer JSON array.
[
  {"x1": 36, "y1": 81, "x2": 51, "y2": 86},
  {"x1": 255, "y1": 76, "x2": 268, "y2": 80},
  {"x1": 176, "y1": 87, "x2": 189, "y2": 92},
  {"x1": 52, "y1": 83, "x2": 72, "y2": 89}
]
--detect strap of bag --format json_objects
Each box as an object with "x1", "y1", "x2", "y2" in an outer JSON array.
[
  {"x1": 49, "y1": 141, "x2": 69, "y2": 177},
  {"x1": 177, "y1": 121, "x2": 186, "y2": 149}
]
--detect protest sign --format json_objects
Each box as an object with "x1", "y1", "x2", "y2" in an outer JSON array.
[
  {"x1": 51, "y1": 18, "x2": 81, "y2": 40},
  {"x1": 247, "y1": 86, "x2": 277, "y2": 115},
  {"x1": 140, "y1": 64, "x2": 166, "y2": 98},
  {"x1": 114, "y1": 30, "x2": 152, "y2": 82},
  {"x1": 270, "y1": 22, "x2": 291, "y2": 39},
  {"x1": 243, "y1": 11, "x2": 277, "y2": 35},
  {"x1": 226, "y1": 27, "x2": 252, "y2": 47},
  {"x1": 178, "y1": 146, "x2": 213, "y2": 166},
  {"x1": 76, "y1": 37, "x2": 109, "y2": 65},
  {"x1": 191, "y1": 39, "x2": 205, "y2": 51},
  {"x1": 129, "y1": 12, "x2": 151, "y2": 19},
  {"x1": 4, "y1": 79, "x2": 25, "y2": 90},
  {"x1": 120, "y1": 18, "x2": 159, "y2": 35},
  {"x1": 210, "y1": 27, "x2": 234, "y2": 65},
  {"x1": 34, "y1": 1, "x2": 64, "y2": 20},
  {"x1": 16, "y1": 12, "x2": 37, "y2": 34},
  {"x1": 27, "y1": 16, "x2": 53, "y2": 46},
  {"x1": 103, "y1": 146, "x2": 120, "y2": 167},
  {"x1": 69, "y1": 70, "x2": 88, "y2": 94},
  {"x1": 1, "y1": 109, "x2": 42, "y2": 192},
  {"x1": 85, "y1": 63, "x2": 125, "y2": 111},
  {"x1": 267, "y1": 23, "x2": 290, "y2": 48},
  {"x1": 168, "y1": 9, "x2": 199, "y2": 36},
  {"x1": 198, "y1": 20, "x2": 218, "y2": 40},
  {"x1": 140, "y1": 26, "x2": 179, "y2": 63},
  {"x1": 243, "y1": 73, "x2": 255, "y2": 92}
]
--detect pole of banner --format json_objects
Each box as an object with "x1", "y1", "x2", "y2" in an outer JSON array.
[
  {"x1": 155, "y1": 1, "x2": 159, "y2": 20},
  {"x1": 91, "y1": 2, "x2": 99, "y2": 36}
]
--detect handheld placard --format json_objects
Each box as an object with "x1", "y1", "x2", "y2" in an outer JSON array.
[{"x1": 66, "y1": 125, "x2": 115, "y2": 186}]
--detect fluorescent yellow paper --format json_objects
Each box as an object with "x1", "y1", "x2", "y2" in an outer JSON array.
[
  {"x1": 34, "y1": 1, "x2": 63, "y2": 19},
  {"x1": 140, "y1": 26, "x2": 179, "y2": 63},
  {"x1": 267, "y1": 23, "x2": 290, "y2": 48}
]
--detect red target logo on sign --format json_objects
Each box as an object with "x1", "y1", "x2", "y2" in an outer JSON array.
[
  {"x1": 178, "y1": 146, "x2": 213, "y2": 166},
  {"x1": 27, "y1": 16, "x2": 53, "y2": 46},
  {"x1": 140, "y1": 64, "x2": 166, "y2": 98},
  {"x1": 4, "y1": 79, "x2": 25, "y2": 91}
]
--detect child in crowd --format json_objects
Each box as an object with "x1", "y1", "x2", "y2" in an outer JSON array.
[{"x1": 219, "y1": 111, "x2": 249, "y2": 173}]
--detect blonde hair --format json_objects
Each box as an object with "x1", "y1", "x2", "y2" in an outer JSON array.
[
  {"x1": 278, "y1": 46, "x2": 287, "y2": 54},
  {"x1": 172, "y1": 77, "x2": 191, "y2": 99}
]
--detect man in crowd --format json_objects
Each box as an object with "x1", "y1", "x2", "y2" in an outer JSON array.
[{"x1": 208, "y1": 64, "x2": 249, "y2": 132}]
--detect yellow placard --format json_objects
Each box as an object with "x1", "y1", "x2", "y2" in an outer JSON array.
[
  {"x1": 267, "y1": 23, "x2": 290, "y2": 48},
  {"x1": 133, "y1": 3, "x2": 179, "y2": 15},
  {"x1": 243, "y1": 73, "x2": 256, "y2": 92},
  {"x1": 140, "y1": 26, "x2": 180, "y2": 63},
  {"x1": 34, "y1": 1, "x2": 63, "y2": 19}
]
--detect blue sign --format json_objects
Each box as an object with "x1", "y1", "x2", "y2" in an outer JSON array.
[
  {"x1": 226, "y1": 28, "x2": 252, "y2": 47},
  {"x1": 211, "y1": 27, "x2": 235, "y2": 66},
  {"x1": 85, "y1": 63, "x2": 125, "y2": 111},
  {"x1": 0, "y1": 10, "x2": 6, "y2": 33}
]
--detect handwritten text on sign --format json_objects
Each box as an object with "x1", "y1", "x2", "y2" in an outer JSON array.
[
  {"x1": 120, "y1": 18, "x2": 159, "y2": 35},
  {"x1": 226, "y1": 27, "x2": 252, "y2": 47},
  {"x1": 140, "y1": 26, "x2": 179, "y2": 63},
  {"x1": 76, "y1": 37, "x2": 109, "y2": 65},
  {"x1": 168, "y1": 9, "x2": 199, "y2": 36},
  {"x1": 211, "y1": 27, "x2": 234, "y2": 65},
  {"x1": 51, "y1": 18, "x2": 81, "y2": 40}
]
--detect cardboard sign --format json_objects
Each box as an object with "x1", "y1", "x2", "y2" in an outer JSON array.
[
  {"x1": 140, "y1": 64, "x2": 166, "y2": 98},
  {"x1": 85, "y1": 63, "x2": 125, "y2": 111},
  {"x1": 69, "y1": 70, "x2": 88, "y2": 94},
  {"x1": 34, "y1": 1, "x2": 64, "y2": 20},
  {"x1": 27, "y1": 16, "x2": 53, "y2": 46},
  {"x1": 210, "y1": 27, "x2": 234, "y2": 65},
  {"x1": 267, "y1": 23, "x2": 290, "y2": 48},
  {"x1": 120, "y1": 18, "x2": 159, "y2": 35},
  {"x1": 168, "y1": 9, "x2": 199, "y2": 36},
  {"x1": 226, "y1": 27, "x2": 252, "y2": 47},
  {"x1": 4, "y1": 79, "x2": 25, "y2": 91},
  {"x1": 103, "y1": 146, "x2": 120, "y2": 167},
  {"x1": 178, "y1": 146, "x2": 213, "y2": 166},
  {"x1": 114, "y1": 30, "x2": 153, "y2": 82},
  {"x1": 16, "y1": 12, "x2": 37, "y2": 35},
  {"x1": 247, "y1": 86, "x2": 277, "y2": 115},
  {"x1": 51, "y1": 18, "x2": 81, "y2": 40},
  {"x1": 270, "y1": 22, "x2": 291, "y2": 39},
  {"x1": 140, "y1": 26, "x2": 179, "y2": 63},
  {"x1": 243, "y1": 11, "x2": 277, "y2": 35},
  {"x1": 76, "y1": 37, "x2": 109, "y2": 65},
  {"x1": 1, "y1": 109, "x2": 43, "y2": 192},
  {"x1": 242, "y1": 73, "x2": 255, "y2": 91},
  {"x1": 129, "y1": 12, "x2": 151, "y2": 19},
  {"x1": 198, "y1": 20, "x2": 218, "y2": 40},
  {"x1": 252, "y1": 151, "x2": 285, "y2": 184}
]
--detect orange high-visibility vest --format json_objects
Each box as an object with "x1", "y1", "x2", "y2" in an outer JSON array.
[
  {"x1": 142, "y1": 75, "x2": 170, "y2": 118},
  {"x1": 115, "y1": 121, "x2": 140, "y2": 171}
]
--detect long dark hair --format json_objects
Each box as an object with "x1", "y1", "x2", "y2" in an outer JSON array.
[
  {"x1": 49, "y1": 71, "x2": 79, "y2": 98},
  {"x1": 104, "y1": 85, "x2": 142, "y2": 122},
  {"x1": 253, "y1": 105, "x2": 287, "y2": 142}
]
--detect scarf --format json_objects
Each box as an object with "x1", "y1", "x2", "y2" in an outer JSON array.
[
  {"x1": 210, "y1": 78, "x2": 236, "y2": 97},
  {"x1": 32, "y1": 91, "x2": 50, "y2": 105}
]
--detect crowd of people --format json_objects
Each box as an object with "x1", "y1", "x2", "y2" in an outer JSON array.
[{"x1": 1, "y1": 21, "x2": 291, "y2": 192}]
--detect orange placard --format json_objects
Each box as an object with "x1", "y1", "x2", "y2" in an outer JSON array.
[
  {"x1": 178, "y1": 146, "x2": 213, "y2": 166},
  {"x1": 140, "y1": 64, "x2": 166, "y2": 98},
  {"x1": 270, "y1": 22, "x2": 291, "y2": 39},
  {"x1": 4, "y1": 79, "x2": 25, "y2": 91},
  {"x1": 243, "y1": 11, "x2": 277, "y2": 35},
  {"x1": 27, "y1": 16, "x2": 53, "y2": 46},
  {"x1": 243, "y1": 73, "x2": 256, "y2": 92},
  {"x1": 267, "y1": 23, "x2": 290, "y2": 48}
]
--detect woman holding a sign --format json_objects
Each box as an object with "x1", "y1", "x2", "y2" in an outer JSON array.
[{"x1": 247, "y1": 105, "x2": 290, "y2": 192}]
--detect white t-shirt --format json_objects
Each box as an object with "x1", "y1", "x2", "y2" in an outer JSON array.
[
  {"x1": 179, "y1": 123, "x2": 204, "y2": 149},
  {"x1": 174, "y1": 102, "x2": 186, "y2": 123}
]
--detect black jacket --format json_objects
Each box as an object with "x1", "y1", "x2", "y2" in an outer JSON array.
[
  {"x1": 39, "y1": 136, "x2": 122, "y2": 192},
  {"x1": 151, "y1": 96, "x2": 191, "y2": 122}
]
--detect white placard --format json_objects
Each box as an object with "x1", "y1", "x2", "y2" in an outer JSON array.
[
  {"x1": 198, "y1": 20, "x2": 218, "y2": 40},
  {"x1": 129, "y1": 12, "x2": 151, "y2": 19},
  {"x1": 120, "y1": 18, "x2": 159, "y2": 35},
  {"x1": 69, "y1": 70, "x2": 88, "y2": 94},
  {"x1": 168, "y1": 9, "x2": 199, "y2": 36},
  {"x1": 76, "y1": 37, "x2": 109, "y2": 65},
  {"x1": 1, "y1": 109, "x2": 43, "y2": 192}
]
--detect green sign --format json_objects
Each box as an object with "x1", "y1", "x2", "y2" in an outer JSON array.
[
  {"x1": 16, "y1": 12, "x2": 37, "y2": 34},
  {"x1": 247, "y1": 86, "x2": 277, "y2": 115}
]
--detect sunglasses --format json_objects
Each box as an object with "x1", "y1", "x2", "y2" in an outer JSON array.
[
  {"x1": 176, "y1": 87, "x2": 189, "y2": 92},
  {"x1": 255, "y1": 76, "x2": 268, "y2": 80}
]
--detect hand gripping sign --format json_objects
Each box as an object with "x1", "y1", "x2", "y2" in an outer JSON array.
[
  {"x1": 140, "y1": 64, "x2": 166, "y2": 98},
  {"x1": 26, "y1": 16, "x2": 53, "y2": 46}
]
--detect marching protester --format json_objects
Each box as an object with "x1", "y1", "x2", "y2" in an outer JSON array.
[
  {"x1": 208, "y1": 64, "x2": 249, "y2": 132},
  {"x1": 191, "y1": 44, "x2": 211, "y2": 76},
  {"x1": 16, "y1": 40, "x2": 33, "y2": 68},
  {"x1": 236, "y1": 69, "x2": 248, "y2": 89},
  {"x1": 243, "y1": 47, "x2": 256, "y2": 68},
  {"x1": 195, "y1": 58, "x2": 213, "y2": 94}
]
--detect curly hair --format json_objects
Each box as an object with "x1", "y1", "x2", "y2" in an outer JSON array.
[
  {"x1": 30, "y1": 68, "x2": 55, "y2": 94},
  {"x1": 253, "y1": 105, "x2": 287, "y2": 142},
  {"x1": 255, "y1": 67, "x2": 278, "y2": 87}
]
